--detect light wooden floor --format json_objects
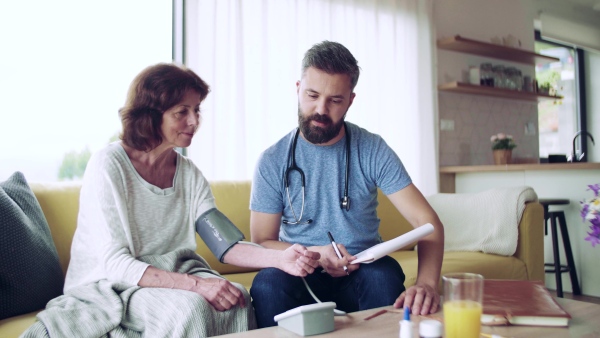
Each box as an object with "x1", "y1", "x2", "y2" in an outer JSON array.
[{"x1": 548, "y1": 290, "x2": 600, "y2": 305}]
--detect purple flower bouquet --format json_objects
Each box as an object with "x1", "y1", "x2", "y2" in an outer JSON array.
[{"x1": 582, "y1": 184, "x2": 600, "y2": 247}]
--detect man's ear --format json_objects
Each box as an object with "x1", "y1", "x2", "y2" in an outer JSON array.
[
  {"x1": 296, "y1": 80, "x2": 301, "y2": 94},
  {"x1": 348, "y1": 92, "x2": 356, "y2": 107}
]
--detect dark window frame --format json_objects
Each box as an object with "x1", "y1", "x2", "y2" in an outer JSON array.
[
  {"x1": 173, "y1": 0, "x2": 187, "y2": 156},
  {"x1": 535, "y1": 30, "x2": 589, "y2": 162}
]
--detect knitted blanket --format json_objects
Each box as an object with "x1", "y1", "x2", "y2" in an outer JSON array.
[
  {"x1": 426, "y1": 186, "x2": 538, "y2": 256},
  {"x1": 21, "y1": 249, "x2": 256, "y2": 338}
]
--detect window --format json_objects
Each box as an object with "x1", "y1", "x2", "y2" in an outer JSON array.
[
  {"x1": 0, "y1": 0, "x2": 172, "y2": 182},
  {"x1": 535, "y1": 31, "x2": 587, "y2": 161}
]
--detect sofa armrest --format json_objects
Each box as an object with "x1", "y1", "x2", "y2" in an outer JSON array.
[{"x1": 513, "y1": 201, "x2": 544, "y2": 281}]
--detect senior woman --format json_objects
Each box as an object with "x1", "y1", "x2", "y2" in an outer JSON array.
[{"x1": 22, "y1": 63, "x2": 320, "y2": 338}]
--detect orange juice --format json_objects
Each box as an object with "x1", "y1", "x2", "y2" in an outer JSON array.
[{"x1": 443, "y1": 300, "x2": 482, "y2": 338}]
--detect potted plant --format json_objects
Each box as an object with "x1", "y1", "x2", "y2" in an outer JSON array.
[
  {"x1": 538, "y1": 82, "x2": 552, "y2": 95},
  {"x1": 536, "y1": 71, "x2": 560, "y2": 96},
  {"x1": 491, "y1": 133, "x2": 517, "y2": 165}
]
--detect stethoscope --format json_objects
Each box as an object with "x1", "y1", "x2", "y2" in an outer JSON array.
[{"x1": 282, "y1": 123, "x2": 351, "y2": 225}]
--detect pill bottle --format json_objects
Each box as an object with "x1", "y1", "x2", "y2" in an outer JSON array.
[{"x1": 419, "y1": 319, "x2": 442, "y2": 338}]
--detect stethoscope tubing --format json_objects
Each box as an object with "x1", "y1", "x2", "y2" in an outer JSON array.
[
  {"x1": 282, "y1": 123, "x2": 350, "y2": 225},
  {"x1": 283, "y1": 129, "x2": 309, "y2": 224}
]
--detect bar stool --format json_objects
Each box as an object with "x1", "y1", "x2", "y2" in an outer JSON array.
[{"x1": 539, "y1": 198, "x2": 581, "y2": 298}]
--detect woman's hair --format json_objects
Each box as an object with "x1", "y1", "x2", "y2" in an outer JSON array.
[
  {"x1": 301, "y1": 40, "x2": 360, "y2": 90},
  {"x1": 119, "y1": 63, "x2": 210, "y2": 151}
]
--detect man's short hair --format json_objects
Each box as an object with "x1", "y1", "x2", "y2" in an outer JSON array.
[{"x1": 301, "y1": 41, "x2": 360, "y2": 90}]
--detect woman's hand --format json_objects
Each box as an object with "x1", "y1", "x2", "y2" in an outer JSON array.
[
  {"x1": 139, "y1": 267, "x2": 245, "y2": 311},
  {"x1": 184, "y1": 274, "x2": 246, "y2": 311},
  {"x1": 277, "y1": 244, "x2": 321, "y2": 276}
]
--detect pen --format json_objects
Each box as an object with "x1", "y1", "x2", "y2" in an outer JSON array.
[
  {"x1": 481, "y1": 334, "x2": 510, "y2": 338},
  {"x1": 364, "y1": 309, "x2": 387, "y2": 320},
  {"x1": 327, "y1": 231, "x2": 349, "y2": 275}
]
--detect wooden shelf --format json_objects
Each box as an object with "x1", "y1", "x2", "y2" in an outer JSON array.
[
  {"x1": 440, "y1": 162, "x2": 600, "y2": 173},
  {"x1": 438, "y1": 82, "x2": 563, "y2": 102},
  {"x1": 437, "y1": 35, "x2": 559, "y2": 65}
]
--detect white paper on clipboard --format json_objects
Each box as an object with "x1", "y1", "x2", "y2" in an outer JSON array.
[{"x1": 350, "y1": 223, "x2": 435, "y2": 264}]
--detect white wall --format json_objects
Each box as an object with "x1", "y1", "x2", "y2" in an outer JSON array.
[
  {"x1": 434, "y1": 0, "x2": 539, "y2": 166},
  {"x1": 435, "y1": 0, "x2": 535, "y2": 48},
  {"x1": 532, "y1": 0, "x2": 600, "y2": 34},
  {"x1": 434, "y1": 0, "x2": 535, "y2": 89}
]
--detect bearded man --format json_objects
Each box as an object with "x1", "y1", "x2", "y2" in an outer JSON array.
[{"x1": 248, "y1": 40, "x2": 444, "y2": 328}]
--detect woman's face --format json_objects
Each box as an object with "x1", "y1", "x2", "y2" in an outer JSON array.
[{"x1": 160, "y1": 90, "x2": 202, "y2": 149}]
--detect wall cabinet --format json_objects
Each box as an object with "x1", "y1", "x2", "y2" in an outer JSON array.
[{"x1": 437, "y1": 35, "x2": 563, "y2": 102}]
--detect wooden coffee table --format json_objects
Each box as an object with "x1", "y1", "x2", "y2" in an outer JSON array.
[{"x1": 216, "y1": 298, "x2": 600, "y2": 337}]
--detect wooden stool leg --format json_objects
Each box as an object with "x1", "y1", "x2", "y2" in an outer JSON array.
[
  {"x1": 558, "y1": 212, "x2": 581, "y2": 295},
  {"x1": 550, "y1": 215, "x2": 563, "y2": 298},
  {"x1": 543, "y1": 205, "x2": 549, "y2": 236}
]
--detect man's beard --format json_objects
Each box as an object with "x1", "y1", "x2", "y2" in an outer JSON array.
[{"x1": 298, "y1": 106, "x2": 346, "y2": 144}]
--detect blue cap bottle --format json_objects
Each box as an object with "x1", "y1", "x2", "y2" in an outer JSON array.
[{"x1": 399, "y1": 306, "x2": 412, "y2": 338}]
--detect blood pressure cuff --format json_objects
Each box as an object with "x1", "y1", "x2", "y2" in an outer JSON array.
[{"x1": 195, "y1": 208, "x2": 245, "y2": 263}]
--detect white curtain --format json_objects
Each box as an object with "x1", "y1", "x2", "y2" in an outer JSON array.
[{"x1": 185, "y1": 0, "x2": 439, "y2": 195}]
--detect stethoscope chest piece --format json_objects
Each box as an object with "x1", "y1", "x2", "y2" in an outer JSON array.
[{"x1": 340, "y1": 195, "x2": 350, "y2": 211}]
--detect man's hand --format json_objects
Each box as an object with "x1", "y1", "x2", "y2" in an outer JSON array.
[
  {"x1": 313, "y1": 244, "x2": 359, "y2": 277},
  {"x1": 277, "y1": 244, "x2": 321, "y2": 276},
  {"x1": 185, "y1": 274, "x2": 246, "y2": 311},
  {"x1": 393, "y1": 282, "x2": 440, "y2": 315}
]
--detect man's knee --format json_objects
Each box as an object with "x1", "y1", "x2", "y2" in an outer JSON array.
[
  {"x1": 251, "y1": 268, "x2": 288, "y2": 296},
  {"x1": 251, "y1": 268, "x2": 306, "y2": 301},
  {"x1": 250, "y1": 268, "x2": 303, "y2": 328},
  {"x1": 355, "y1": 257, "x2": 405, "y2": 293},
  {"x1": 361, "y1": 257, "x2": 404, "y2": 278}
]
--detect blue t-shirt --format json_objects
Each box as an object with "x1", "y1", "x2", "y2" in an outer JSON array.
[{"x1": 250, "y1": 122, "x2": 412, "y2": 254}]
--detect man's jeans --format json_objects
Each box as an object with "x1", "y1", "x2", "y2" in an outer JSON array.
[{"x1": 250, "y1": 255, "x2": 405, "y2": 328}]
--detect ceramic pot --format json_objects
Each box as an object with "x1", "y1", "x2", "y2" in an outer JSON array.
[{"x1": 493, "y1": 149, "x2": 512, "y2": 165}]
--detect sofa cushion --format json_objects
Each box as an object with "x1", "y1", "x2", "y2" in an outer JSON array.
[
  {"x1": 0, "y1": 172, "x2": 64, "y2": 320},
  {"x1": 0, "y1": 311, "x2": 38, "y2": 337},
  {"x1": 198, "y1": 181, "x2": 261, "y2": 275},
  {"x1": 29, "y1": 182, "x2": 81, "y2": 275},
  {"x1": 377, "y1": 189, "x2": 417, "y2": 249},
  {"x1": 389, "y1": 250, "x2": 529, "y2": 291},
  {"x1": 223, "y1": 271, "x2": 259, "y2": 290}
]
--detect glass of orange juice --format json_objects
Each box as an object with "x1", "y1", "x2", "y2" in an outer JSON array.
[{"x1": 443, "y1": 273, "x2": 484, "y2": 338}]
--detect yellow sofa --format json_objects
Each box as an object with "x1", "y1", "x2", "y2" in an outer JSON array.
[{"x1": 0, "y1": 180, "x2": 544, "y2": 337}]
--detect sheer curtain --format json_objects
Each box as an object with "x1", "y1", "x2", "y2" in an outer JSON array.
[{"x1": 185, "y1": 0, "x2": 439, "y2": 195}]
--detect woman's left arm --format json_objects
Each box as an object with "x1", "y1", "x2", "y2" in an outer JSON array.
[{"x1": 222, "y1": 243, "x2": 320, "y2": 277}]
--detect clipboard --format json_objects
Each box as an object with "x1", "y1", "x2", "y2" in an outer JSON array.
[{"x1": 350, "y1": 223, "x2": 435, "y2": 264}]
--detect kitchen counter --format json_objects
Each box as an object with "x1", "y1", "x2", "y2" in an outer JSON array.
[{"x1": 439, "y1": 162, "x2": 600, "y2": 193}]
